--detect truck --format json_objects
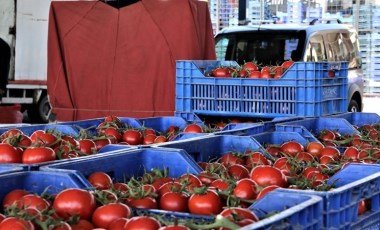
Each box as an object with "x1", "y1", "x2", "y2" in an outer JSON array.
[
  {"x1": 0, "y1": 0, "x2": 52, "y2": 123},
  {"x1": 0, "y1": 0, "x2": 216, "y2": 123}
]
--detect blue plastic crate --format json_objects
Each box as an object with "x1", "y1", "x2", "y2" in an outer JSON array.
[
  {"x1": 41, "y1": 148, "x2": 202, "y2": 185},
  {"x1": 153, "y1": 135, "x2": 268, "y2": 163},
  {"x1": 328, "y1": 112, "x2": 380, "y2": 127},
  {"x1": 176, "y1": 60, "x2": 348, "y2": 118},
  {"x1": 138, "y1": 116, "x2": 204, "y2": 133},
  {"x1": 279, "y1": 163, "x2": 380, "y2": 230},
  {"x1": 0, "y1": 164, "x2": 27, "y2": 174},
  {"x1": 241, "y1": 190, "x2": 323, "y2": 230},
  {"x1": 0, "y1": 124, "x2": 80, "y2": 137},
  {"x1": 251, "y1": 131, "x2": 319, "y2": 149},
  {"x1": 0, "y1": 171, "x2": 90, "y2": 206},
  {"x1": 275, "y1": 117, "x2": 360, "y2": 143}
]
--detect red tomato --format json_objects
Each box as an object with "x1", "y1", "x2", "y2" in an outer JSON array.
[
  {"x1": 343, "y1": 146, "x2": 359, "y2": 161},
  {"x1": 183, "y1": 124, "x2": 203, "y2": 133},
  {"x1": 233, "y1": 178, "x2": 258, "y2": 201},
  {"x1": 159, "y1": 225, "x2": 190, "y2": 230},
  {"x1": 247, "y1": 70, "x2": 261, "y2": 79},
  {"x1": 94, "y1": 138, "x2": 112, "y2": 151},
  {"x1": 246, "y1": 151, "x2": 271, "y2": 168},
  {"x1": 0, "y1": 143, "x2": 23, "y2": 163},
  {"x1": 16, "y1": 194, "x2": 50, "y2": 211},
  {"x1": 209, "y1": 179, "x2": 230, "y2": 191},
  {"x1": 218, "y1": 152, "x2": 246, "y2": 166},
  {"x1": 151, "y1": 177, "x2": 173, "y2": 191},
  {"x1": 280, "y1": 141, "x2": 304, "y2": 157},
  {"x1": 319, "y1": 146, "x2": 340, "y2": 160},
  {"x1": 53, "y1": 188, "x2": 96, "y2": 220},
  {"x1": 92, "y1": 203, "x2": 132, "y2": 229},
  {"x1": 243, "y1": 62, "x2": 258, "y2": 72},
  {"x1": 159, "y1": 191, "x2": 189, "y2": 212},
  {"x1": 125, "y1": 216, "x2": 161, "y2": 230},
  {"x1": 0, "y1": 128, "x2": 23, "y2": 139},
  {"x1": 177, "y1": 173, "x2": 202, "y2": 189},
  {"x1": 250, "y1": 165, "x2": 288, "y2": 188},
  {"x1": 103, "y1": 127, "x2": 123, "y2": 142},
  {"x1": 71, "y1": 219, "x2": 94, "y2": 230},
  {"x1": 211, "y1": 67, "x2": 231, "y2": 78},
  {"x1": 108, "y1": 218, "x2": 129, "y2": 230},
  {"x1": 273, "y1": 157, "x2": 293, "y2": 176},
  {"x1": 158, "y1": 181, "x2": 185, "y2": 197},
  {"x1": 22, "y1": 146, "x2": 56, "y2": 164},
  {"x1": 228, "y1": 164, "x2": 250, "y2": 180},
  {"x1": 2, "y1": 189, "x2": 29, "y2": 208},
  {"x1": 122, "y1": 130, "x2": 143, "y2": 145},
  {"x1": 143, "y1": 134, "x2": 156, "y2": 145},
  {"x1": 78, "y1": 139, "x2": 97, "y2": 155},
  {"x1": 52, "y1": 222, "x2": 72, "y2": 230},
  {"x1": 318, "y1": 130, "x2": 336, "y2": 142},
  {"x1": 306, "y1": 141, "x2": 324, "y2": 158},
  {"x1": 256, "y1": 185, "x2": 280, "y2": 200},
  {"x1": 30, "y1": 130, "x2": 58, "y2": 147},
  {"x1": 0, "y1": 217, "x2": 34, "y2": 230},
  {"x1": 219, "y1": 207, "x2": 259, "y2": 227},
  {"x1": 0, "y1": 214, "x2": 5, "y2": 223},
  {"x1": 127, "y1": 196, "x2": 158, "y2": 209},
  {"x1": 154, "y1": 135, "x2": 167, "y2": 143},
  {"x1": 197, "y1": 171, "x2": 219, "y2": 185},
  {"x1": 88, "y1": 172, "x2": 113, "y2": 190},
  {"x1": 281, "y1": 60, "x2": 294, "y2": 69},
  {"x1": 188, "y1": 189, "x2": 222, "y2": 215},
  {"x1": 61, "y1": 135, "x2": 79, "y2": 147}
]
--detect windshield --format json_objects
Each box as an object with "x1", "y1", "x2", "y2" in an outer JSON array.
[{"x1": 215, "y1": 30, "x2": 306, "y2": 66}]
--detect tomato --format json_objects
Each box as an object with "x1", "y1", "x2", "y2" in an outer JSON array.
[
  {"x1": 159, "y1": 191, "x2": 189, "y2": 212},
  {"x1": 159, "y1": 225, "x2": 190, "y2": 230},
  {"x1": 271, "y1": 66, "x2": 283, "y2": 79},
  {"x1": 342, "y1": 146, "x2": 359, "y2": 161},
  {"x1": 319, "y1": 146, "x2": 340, "y2": 160},
  {"x1": 243, "y1": 62, "x2": 258, "y2": 72},
  {"x1": 233, "y1": 178, "x2": 258, "y2": 201},
  {"x1": 237, "y1": 69, "x2": 248, "y2": 78},
  {"x1": 0, "y1": 128, "x2": 23, "y2": 139},
  {"x1": 303, "y1": 166, "x2": 322, "y2": 179},
  {"x1": 71, "y1": 219, "x2": 94, "y2": 230},
  {"x1": 91, "y1": 203, "x2": 132, "y2": 228},
  {"x1": 0, "y1": 214, "x2": 4, "y2": 223},
  {"x1": 30, "y1": 130, "x2": 59, "y2": 147},
  {"x1": 3, "y1": 189, "x2": 30, "y2": 208},
  {"x1": 125, "y1": 216, "x2": 161, "y2": 230},
  {"x1": 280, "y1": 141, "x2": 304, "y2": 157},
  {"x1": 103, "y1": 127, "x2": 123, "y2": 142},
  {"x1": 197, "y1": 171, "x2": 219, "y2": 185},
  {"x1": 157, "y1": 181, "x2": 183, "y2": 197},
  {"x1": 94, "y1": 138, "x2": 112, "y2": 151},
  {"x1": 177, "y1": 173, "x2": 202, "y2": 190},
  {"x1": 22, "y1": 146, "x2": 56, "y2": 164},
  {"x1": 188, "y1": 189, "x2": 222, "y2": 215},
  {"x1": 16, "y1": 194, "x2": 50, "y2": 211},
  {"x1": 211, "y1": 67, "x2": 231, "y2": 78},
  {"x1": 53, "y1": 188, "x2": 96, "y2": 220},
  {"x1": 78, "y1": 139, "x2": 97, "y2": 155},
  {"x1": 209, "y1": 178, "x2": 230, "y2": 191},
  {"x1": 0, "y1": 217, "x2": 35, "y2": 230},
  {"x1": 52, "y1": 222, "x2": 72, "y2": 230},
  {"x1": 266, "y1": 145, "x2": 282, "y2": 158},
  {"x1": 295, "y1": 151, "x2": 315, "y2": 163},
  {"x1": 319, "y1": 155, "x2": 336, "y2": 165},
  {"x1": 183, "y1": 124, "x2": 203, "y2": 133},
  {"x1": 256, "y1": 185, "x2": 280, "y2": 200},
  {"x1": 246, "y1": 151, "x2": 271, "y2": 168},
  {"x1": 61, "y1": 135, "x2": 79, "y2": 147},
  {"x1": 127, "y1": 196, "x2": 158, "y2": 209},
  {"x1": 318, "y1": 130, "x2": 336, "y2": 142},
  {"x1": 108, "y1": 218, "x2": 129, "y2": 230},
  {"x1": 228, "y1": 164, "x2": 250, "y2": 180},
  {"x1": 88, "y1": 172, "x2": 113, "y2": 190},
  {"x1": 143, "y1": 134, "x2": 156, "y2": 145},
  {"x1": 0, "y1": 143, "x2": 23, "y2": 163},
  {"x1": 273, "y1": 157, "x2": 293, "y2": 175},
  {"x1": 219, "y1": 207, "x2": 259, "y2": 227},
  {"x1": 281, "y1": 60, "x2": 294, "y2": 70},
  {"x1": 306, "y1": 141, "x2": 324, "y2": 158},
  {"x1": 154, "y1": 135, "x2": 167, "y2": 143},
  {"x1": 250, "y1": 165, "x2": 288, "y2": 188},
  {"x1": 247, "y1": 70, "x2": 261, "y2": 79},
  {"x1": 218, "y1": 152, "x2": 246, "y2": 166},
  {"x1": 122, "y1": 130, "x2": 143, "y2": 145}
]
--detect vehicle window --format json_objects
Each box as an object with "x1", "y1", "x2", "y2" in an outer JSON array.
[
  {"x1": 348, "y1": 31, "x2": 362, "y2": 68},
  {"x1": 306, "y1": 34, "x2": 326, "y2": 61},
  {"x1": 326, "y1": 32, "x2": 348, "y2": 62},
  {"x1": 215, "y1": 37, "x2": 231, "y2": 60}
]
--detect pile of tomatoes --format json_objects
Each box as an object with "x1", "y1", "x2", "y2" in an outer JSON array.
[{"x1": 208, "y1": 60, "x2": 294, "y2": 79}]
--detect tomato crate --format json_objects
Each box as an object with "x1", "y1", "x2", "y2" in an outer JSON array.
[
  {"x1": 328, "y1": 112, "x2": 380, "y2": 127},
  {"x1": 0, "y1": 164, "x2": 27, "y2": 174},
  {"x1": 243, "y1": 190, "x2": 323, "y2": 230},
  {"x1": 152, "y1": 135, "x2": 269, "y2": 163},
  {"x1": 0, "y1": 171, "x2": 90, "y2": 209},
  {"x1": 250, "y1": 131, "x2": 320, "y2": 149},
  {"x1": 175, "y1": 60, "x2": 348, "y2": 119},
  {"x1": 40, "y1": 148, "x2": 202, "y2": 186},
  {"x1": 275, "y1": 117, "x2": 360, "y2": 143},
  {"x1": 278, "y1": 163, "x2": 380, "y2": 230}
]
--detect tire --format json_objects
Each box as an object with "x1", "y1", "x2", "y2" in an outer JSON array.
[
  {"x1": 348, "y1": 99, "x2": 360, "y2": 112},
  {"x1": 26, "y1": 95, "x2": 52, "y2": 123}
]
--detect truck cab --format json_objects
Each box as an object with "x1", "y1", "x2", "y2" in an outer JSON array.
[{"x1": 214, "y1": 19, "x2": 364, "y2": 112}]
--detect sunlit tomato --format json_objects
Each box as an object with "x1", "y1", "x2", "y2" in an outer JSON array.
[
  {"x1": 22, "y1": 146, "x2": 56, "y2": 164},
  {"x1": 243, "y1": 62, "x2": 258, "y2": 72},
  {"x1": 280, "y1": 141, "x2": 304, "y2": 157},
  {"x1": 71, "y1": 219, "x2": 94, "y2": 230},
  {"x1": 188, "y1": 189, "x2": 222, "y2": 215},
  {"x1": 271, "y1": 66, "x2": 283, "y2": 79},
  {"x1": 53, "y1": 188, "x2": 96, "y2": 220},
  {"x1": 108, "y1": 218, "x2": 129, "y2": 230},
  {"x1": 265, "y1": 145, "x2": 282, "y2": 158},
  {"x1": 122, "y1": 130, "x2": 143, "y2": 145},
  {"x1": 250, "y1": 165, "x2": 288, "y2": 188},
  {"x1": 0, "y1": 128, "x2": 23, "y2": 139},
  {"x1": 228, "y1": 164, "x2": 250, "y2": 180},
  {"x1": 16, "y1": 194, "x2": 50, "y2": 211},
  {"x1": 306, "y1": 141, "x2": 324, "y2": 158},
  {"x1": 0, "y1": 143, "x2": 23, "y2": 163},
  {"x1": 295, "y1": 151, "x2": 315, "y2": 163},
  {"x1": 219, "y1": 152, "x2": 246, "y2": 167},
  {"x1": 2, "y1": 189, "x2": 30, "y2": 208},
  {"x1": 93, "y1": 138, "x2": 112, "y2": 151},
  {"x1": 92, "y1": 203, "x2": 132, "y2": 229},
  {"x1": 30, "y1": 130, "x2": 59, "y2": 147},
  {"x1": 319, "y1": 155, "x2": 337, "y2": 165},
  {"x1": 88, "y1": 172, "x2": 113, "y2": 190},
  {"x1": 273, "y1": 157, "x2": 293, "y2": 176},
  {"x1": 154, "y1": 135, "x2": 167, "y2": 143},
  {"x1": 319, "y1": 146, "x2": 340, "y2": 160},
  {"x1": 319, "y1": 130, "x2": 336, "y2": 142},
  {"x1": 159, "y1": 191, "x2": 189, "y2": 212},
  {"x1": 125, "y1": 216, "x2": 161, "y2": 230},
  {"x1": 342, "y1": 146, "x2": 359, "y2": 161},
  {"x1": 281, "y1": 60, "x2": 294, "y2": 70},
  {"x1": 197, "y1": 171, "x2": 219, "y2": 185},
  {"x1": 78, "y1": 139, "x2": 96, "y2": 155},
  {"x1": 233, "y1": 178, "x2": 258, "y2": 201},
  {"x1": 183, "y1": 124, "x2": 203, "y2": 133},
  {"x1": 246, "y1": 151, "x2": 271, "y2": 168},
  {"x1": 248, "y1": 70, "x2": 261, "y2": 79},
  {"x1": 211, "y1": 67, "x2": 231, "y2": 78},
  {"x1": 209, "y1": 179, "x2": 230, "y2": 191},
  {"x1": 256, "y1": 185, "x2": 280, "y2": 200},
  {"x1": 126, "y1": 196, "x2": 158, "y2": 209},
  {"x1": 103, "y1": 127, "x2": 123, "y2": 142},
  {"x1": 0, "y1": 217, "x2": 34, "y2": 230},
  {"x1": 177, "y1": 173, "x2": 202, "y2": 190},
  {"x1": 157, "y1": 181, "x2": 183, "y2": 197}
]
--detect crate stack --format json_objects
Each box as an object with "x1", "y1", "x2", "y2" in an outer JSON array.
[
  {"x1": 285, "y1": 0, "x2": 304, "y2": 23},
  {"x1": 353, "y1": 2, "x2": 380, "y2": 94}
]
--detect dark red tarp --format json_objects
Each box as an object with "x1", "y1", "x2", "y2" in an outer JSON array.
[{"x1": 47, "y1": 0, "x2": 216, "y2": 121}]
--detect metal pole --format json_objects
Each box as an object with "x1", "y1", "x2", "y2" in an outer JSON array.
[{"x1": 238, "y1": 0, "x2": 247, "y2": 25}]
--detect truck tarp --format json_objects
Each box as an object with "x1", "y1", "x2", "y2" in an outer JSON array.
[{"x1": 47, "y1": 0, "x2": 216, "y2": 121}]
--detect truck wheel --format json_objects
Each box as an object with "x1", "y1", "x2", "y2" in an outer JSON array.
[
  {"x1": 348, "y1": 100, "x2": 360, "y2": 112},
  {"x1": 27, "y1": 95, "x2": 52, "y2": 123}
]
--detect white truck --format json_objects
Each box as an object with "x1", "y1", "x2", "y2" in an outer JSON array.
[{"x1": 0, "y1": 0, "x2": 52, "y2": 123}]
